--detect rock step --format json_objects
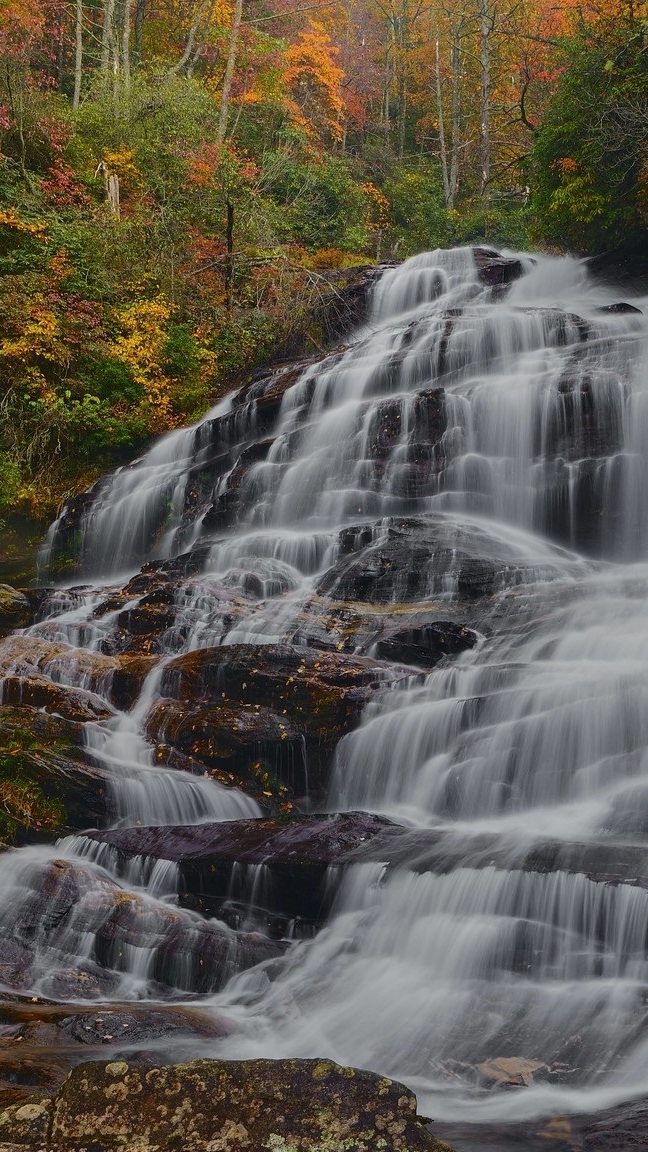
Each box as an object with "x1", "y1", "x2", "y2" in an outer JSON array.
[{"x1": 86, "y1": 816, "x2": 648, "y2": 932}]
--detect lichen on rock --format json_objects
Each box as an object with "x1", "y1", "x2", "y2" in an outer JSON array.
[{"x1": 0, "y1": 1057, "x2": 453, "y2": 1151}]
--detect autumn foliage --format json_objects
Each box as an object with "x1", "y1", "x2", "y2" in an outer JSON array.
[{"x1": 0, "y1": 0, "x2": 642, "y2": 518}]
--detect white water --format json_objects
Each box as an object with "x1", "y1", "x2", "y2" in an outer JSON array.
[{"x1": 5, "y1": 246, "x2": 648, "y2": 1125}]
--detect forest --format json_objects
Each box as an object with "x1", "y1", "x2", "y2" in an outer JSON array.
[{"x1": 0, "y1": 0, "x2": 646, "y2": 534}]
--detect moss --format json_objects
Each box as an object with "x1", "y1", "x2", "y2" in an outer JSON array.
[{"x1": 0, "y1": 719, "x2": 71, "y2": 840}]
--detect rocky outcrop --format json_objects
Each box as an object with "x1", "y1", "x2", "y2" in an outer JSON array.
[
  {"x1": 374, "y1": 621, "x2": 478, "y2": 667},
  {"x1": 0, "y1": 1057, "x2": 451, "y2": 1152},
  {"x1": 152, "y1": 643, "x2": 412, "y2": 801},
  {"x1": 473, "y1": 246, "x2": 526, "y2": 286},
  {"x1": 85, "y1": 812, "x2": 398, "y2": 929},
  {"x1": 0, "y1": 855, "x2": 284, "y2": 1001},
  {"x1": 0, "y1": 585, "x2": 31, "y2": 635}
]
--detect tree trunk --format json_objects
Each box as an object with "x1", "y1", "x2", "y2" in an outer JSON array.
[
  {"x1": 225, "y1": 199, "x2": 235, "y2": 307},
  {"x1": 435, "y1": 33, "x2": 451, "y2": 206},
  {"x1": 134, "y1": 0, "x2": 146, "y2": 63},
  {"x1": 72, "y1": 0, "x2": 84, "y2": 111},
  {"x1": 122, "y1": 0, "x2": 133, "y2": 91},
  {"x1": 479, "y1": 0, "x2": 491, "y2": 197},
  {"x1": 449, "y1": 37, "x2": 461, "y2": 207},
  {"x1": 101, "y1": 0, "x2": 116, "y2": 77},
  {"x1": 217, "y1": 0, "x2": 244, "y2": 146}
]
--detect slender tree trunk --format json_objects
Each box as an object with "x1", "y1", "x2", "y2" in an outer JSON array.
[
  {"x1": 435, "y1": 32, "x2": 451, "y2": 206},
  {"x1": 449, "y1": 37, "x2": 461, "y2": 207},
  {"x1": 72, "y1": 0, "x2": 84, "y2": 111},
  {"x1": 101, "y1": 0, "x2": 116, "y2": 76},
  {"x1": 225, "y1": 200, "x2": 234, "y2": 307},
  {"x1": 397, "y1": 62, "x2": 407, "y2": 158},
  {"x1": 479, "y1": 0, "x2": 491, "y2": 197},
  {"x1": 134, "y1": 0, "x2": 146, "y2": 63},
  {"x1": 122, "y1": 0, "x2": 133, "y2": 91},
  {"x1": 217, "y1": 0, "x2": 244, "y2": 147}
]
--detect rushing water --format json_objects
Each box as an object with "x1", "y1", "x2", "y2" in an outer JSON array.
[{"x1": 5, "y1": 246, "x2": 648, "y2": 1126}]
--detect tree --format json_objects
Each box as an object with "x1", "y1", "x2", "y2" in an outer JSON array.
[{"x1": 532, "y1": 0, "x2": 648, "y2": 254}]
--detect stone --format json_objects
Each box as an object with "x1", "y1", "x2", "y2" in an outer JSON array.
[
  {"x1": 473, "y1": 246, "x2": 526, "y2": 286},
  {"x1": 374, "y1": 622, "x2": 478, "y2": 668},
  {"x1": 146, "y1": 699, "x2": 307, "y2": 802},
  {"x1": 0, "y1": 1057, "x2": 450, "y2": 1151},
  {"x1": 155, "y1": 643, "x2": 411, "y2": 799},
  {"x1": 476, "y1": 1056, "x2": 547, "y2": 1088},
  {"x1": 85, "y1": 812, "x2": 399, "y2": 929},
  {"x1": 0, "y1": 586, "x2": 31, "y2": 634}
]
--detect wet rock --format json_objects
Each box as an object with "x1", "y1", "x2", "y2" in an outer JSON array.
[
  {"x1": 0, "y1": 585, "x2": 31, "y2": 634},
  {"x1": 5, "y1": 856, "x2": 284, "y2": 1001},
  {"x1": 0, "y1": 674, "x2": 113, "y2": 723},
  {"x1": 0, "y1": 1056, "x2": 449, "y2": 1151},
  {"x1": 597, "y1": 301, "x2": 643, "y2": 315},
  {"x1": 581, "y1": 1098, "x2": 648, "y2": 1150},
  {"x1": 375, "y1": 622, "x2": 478, "y2": 667},
  {"x1": 155, "y1": 643, "x2": 410, "y2": 798},
  {"x1": 473, "y1": 246, "x2": 526, "y2": 286},
  {"x1": 146, "y1": 699, "x2": 307, "y2": 801},
  {"x1": 317, "y1": 519, "x2": 503, "y2": 604},
  {"x1": 476, "y1": 1057, "x2": 548, "y2": 1088},
  {"x1": 86, "y1": 812, "x2": 398, "y2": 929}
]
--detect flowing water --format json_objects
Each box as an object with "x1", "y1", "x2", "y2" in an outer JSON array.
[{"x1": 5, "y1": 246, "x2": 648, "y2": 1129}]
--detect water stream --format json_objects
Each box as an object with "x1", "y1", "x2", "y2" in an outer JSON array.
[{"x1": 4, "y1": 246, "x2": 648, "y2": 1128}]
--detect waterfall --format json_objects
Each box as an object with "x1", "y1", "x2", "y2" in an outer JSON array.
[{"x1": 4, "y1": 245, "x2": 648, "y2": 1129}]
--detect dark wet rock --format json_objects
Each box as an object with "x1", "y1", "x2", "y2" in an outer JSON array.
[
  {"x1": 473, "y1": 246, "x2": 526, "y2": 286},
  {"x1": 0, "y1": 585, "x2": 31, "y2": 634},
  {"x1": 55, "y1": 1006, "x2": 226, "y2": 1048},
  {"x1": 597, "y1": 301, "x2": 643, "y2": 315},
  {"x1": 86, "y1": 812, "x2": 398, "y2": 929},
  {"x1": 375, "y1": 621, "x2": 478, "y2": 668},
  {"x1": 6, "y1": 856, "x2": 284, "y2": 1001},
  {"x1": 146, "y1": 699, "x2": 307, "y2": 802},
  {"x1": 0, "y1": 1056, "x2": 450, "y2": 1151},
  {"x1": 155, "y1": 643, "x2": 410, "y2": 798},
  {"x1": 0, "y1": 674, "x2": 114, "y2": 723},
  {"x1": 317, "y1": 519, "x2": 504, "y2": 604},
  {"x1": 581, "y1": 1098, "x2": 648, "y2": 1150},
  {"x1": 92, "y1": 896, "x2": 283, "y2": 995},
  {"x1": 0, "y1": 940, "x2": 33, "y2": 990}
]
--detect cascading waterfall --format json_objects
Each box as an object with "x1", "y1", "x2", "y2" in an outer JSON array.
[{"x1": 5, "y1": 245, "x2": 648, "y2": 1128}]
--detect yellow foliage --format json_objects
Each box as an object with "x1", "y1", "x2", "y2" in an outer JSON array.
[
  {"x1": 102, "y1": 149, "x2": 144, "y2": 197},
  {"x1": 0, "y1": 304, "x2": 67, "y2": 370},
  {"x1": 111, "y1": 297, "x2": 176, "y2": 433},
  {"x1": 0, "y1": 208, "x2": 48, "y2": 238}
]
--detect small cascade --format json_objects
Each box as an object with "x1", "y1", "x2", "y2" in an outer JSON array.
[{"x1": 2, "y1": 245, "x2": 648, "y2": 1130}]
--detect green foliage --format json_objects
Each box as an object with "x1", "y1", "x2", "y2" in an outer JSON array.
[
  {"x1": 448, "y1": 203, "x2": 531, "y2": 249},
  {"x1": 531, "y1": 18, "x2": 648, "y2": 254},
  {"x1": 261, "y1": 152, "x2": 372, "y2": 252},
  {"x1": 382, "y1": 164, "x2": 452, "y2": 256}
]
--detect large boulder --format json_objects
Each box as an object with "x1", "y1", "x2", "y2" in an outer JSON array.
[
  {"x1": 0, "y1": 585, "x2": 31, "y2": 635},
  {"x1": 153, "y1": 643, "x2": 412, "y2": 800},
  {"x1": 0, "y1": 1057, "x2": 452, "y2": 1151}
]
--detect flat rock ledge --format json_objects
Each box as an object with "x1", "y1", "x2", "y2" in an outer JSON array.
[{"x1": 0, "y1": 1057, "x2": 453, "y2": 1152}]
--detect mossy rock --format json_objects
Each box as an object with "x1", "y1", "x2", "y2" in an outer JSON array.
[
  {"x1": 0, "y1": 585, "x2": 31, "y2": 634},
  {"x1": 0, "y1": 1057, "x2": 454, "y2": 1151},
  {"x1": 0, "y1": 705, "x2": 109, "y2": 841}
]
